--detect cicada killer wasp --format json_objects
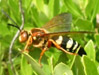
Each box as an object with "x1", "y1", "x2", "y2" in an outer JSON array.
[
  {"x1": 2, "y1": 11, "x2": 93, "y2": 66},
  {"x1": 18, "y1": 13, "x2": 94, "y2": 66}
]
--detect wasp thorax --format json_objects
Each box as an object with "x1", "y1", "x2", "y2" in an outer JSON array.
[{"x1": 19, "y1": 30, "x2": 28, "y2": 43}]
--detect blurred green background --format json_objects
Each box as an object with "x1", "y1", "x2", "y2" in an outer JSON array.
[{"x1": 0, "y1": 0, "x2": 99, "y2": 75}]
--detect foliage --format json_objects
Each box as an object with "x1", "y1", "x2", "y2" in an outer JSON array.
[{"x1": 0, "y1": 0, "x2": 99, "y2": 75}]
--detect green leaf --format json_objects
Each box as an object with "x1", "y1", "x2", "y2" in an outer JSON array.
[
  {"x1": 36, "y1": 0, "x2": 44, "y2": 12},
  {"x1": 64, "y1": 0, "x2": 83, "y2": 17},
  {"x1": 31, "y1": 6, "x2": 42, "y2": 27},
  {"x1": 22, "y1": 0, "x2": 32, "y2": 10},
  {"x1": 47, "y1": 56, "x2": 54, "y2": 75},
  {"x1": 74, "y1": 19, "x2": 93, "y2": 31},
  {"x1": 95, "y1": 61, "x2": 99, "y2": 74},
  {"x1": 48, "y1": 0, "x2": 54, "y2": 18},
  {"x1": 85, "y1": 0, "x2": 95, "y2": 18},
  {"x1": 72, "y1": 56, "x2": 85, "y2": 75},
  {"x1": 82, "y1": 56, "x2": 98, "y2": 75},
  {"x1": 46, "y1": 48, "x2": 62, "y2": 65},
  {"x1": 21, "y1": 55, "x2": 33, "y2": 75},
  {"x1": 8, "y1": 0, "x2": 19, "y2": 12},
  {"x1": 8, "y1": 0, "x2": 19, "y2": 22},
  {"x1": 95, "y1": 34, "x2": 99, "y2": 46},
  {"x1": 48, "y1": 0, "x2": 60, "y2": 18},
  {"x1": 84, "y1": 40, "x2": 95, "y2": 61},
  {"x1": 54, "y1": 63, "x2": 73, "y2": 75},
  {"x1": 0, "y1": 22, "x2": 11, "y2": 36},
  {"x1": 0, "y1": 66, "x2": 3, "y2": 75},
  {"x1": 7, "y1": 64, "x2": 15, "y2": 75},
  {"x1": 39, "y1": 12, "x2": 49, "y2": 26},
  {"x1": 91, "y1": 0, "x2": 99, "y2": 21},
  {"x1": 53, "y1": 0, "x2": 60, "y2": 16},
  {"x1": 22, "y1": 51, "x2": 45, "y2": 75}
]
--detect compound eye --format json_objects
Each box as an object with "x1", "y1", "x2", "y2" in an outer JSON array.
[{"x1": 19, "y1": 30, "x2": 28, "y2": 43}]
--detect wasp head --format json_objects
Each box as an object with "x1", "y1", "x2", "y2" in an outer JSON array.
[{"x1": 19, "y1": 30, "x2": 28, "y2": 43}]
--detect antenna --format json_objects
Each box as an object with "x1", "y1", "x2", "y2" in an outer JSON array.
[
  {"x1": 1, "y1": 9, "x2": 21, "y2": 31},
  {"x1": 8, "y1": 24, "x2": 21, "y2": 31}
]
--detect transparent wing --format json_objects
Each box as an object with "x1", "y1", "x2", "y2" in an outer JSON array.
[
  {"x1": 42, "y1": 13, "x2": 72, "y2": 33},
  {"x1": 41, "y1": 13, "x2": 94, "y2": 39}
]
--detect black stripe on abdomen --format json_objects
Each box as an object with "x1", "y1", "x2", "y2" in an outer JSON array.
[
  {"x1": 52, "y1": 36, "x2": 86, "y2": 56},
  {"x1": 61, "y1": 36, "x2": 86, "y2": 56},
  {"x1": 61, "y1": 37, "x2": 76, "y2": 52}
]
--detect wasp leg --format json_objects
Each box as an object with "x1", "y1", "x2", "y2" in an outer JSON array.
[
  {"x1": 39, "y1": 48, "x2": 47, "y2": 67},
  {"x1": 23, "y1": 36, "x2": 33, "y2": 53},
  {"x1": 48, "y1": 39, "x2": 78, "y2": 55}
]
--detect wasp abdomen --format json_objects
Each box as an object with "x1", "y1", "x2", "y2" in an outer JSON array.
[{"x1": 52, "y1": 36, "x2": 86, "y2": 56}]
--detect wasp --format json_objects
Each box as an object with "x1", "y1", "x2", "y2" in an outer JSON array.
[
  {"x1": 2, "y1": 11, "x2": 93, "y2": 66},
  {"x1": 18, "y1": 13, "x2": 93, "y2": 66}
]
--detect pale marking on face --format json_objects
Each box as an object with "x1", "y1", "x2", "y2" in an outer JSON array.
[
  {"x1": 19, "y1": 36, "x2": 22, "y2": 41},
  {"x1": 73, "y1": 41, "x2": 78, "y2": 50},
  {"x1": 33, "y1": 36, "x2": 36, "y2": 40},
  {"x1": 66, "y1": 38, "x2": 73, "y2": 49},
  {"x1": 55, "y1": 36, "x2": 63, "y2": 45}
]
